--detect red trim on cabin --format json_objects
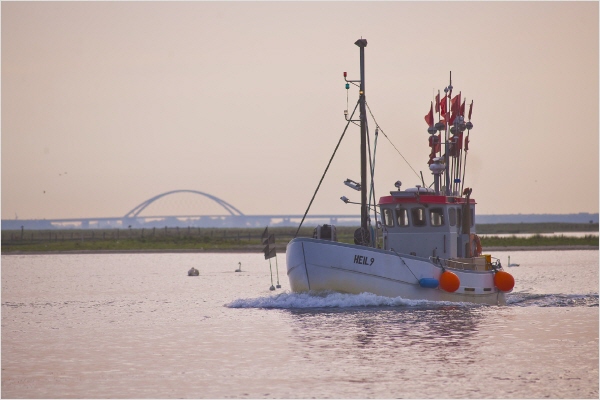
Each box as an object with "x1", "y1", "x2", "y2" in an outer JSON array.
[{"x1": 378, "y1": 195, "x2": 476, "y2": 205}]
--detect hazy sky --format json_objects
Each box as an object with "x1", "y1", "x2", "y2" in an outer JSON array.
[{"x1": 2, "y1": 1, "x2": 598, "y2": 220}]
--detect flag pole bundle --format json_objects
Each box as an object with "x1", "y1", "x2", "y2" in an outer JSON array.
[
  {"x1": 423, "y1": 72, "x2": 474, "y2": 197},
  {"x1": 261, "y1": 227, "x2": 280, "y2": 290}
]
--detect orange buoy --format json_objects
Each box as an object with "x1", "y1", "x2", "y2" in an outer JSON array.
[
  {"x1": 494, "y1": 270, "x2": 515, "y2": 292},
  {"x1": 439, "y1": 270, "x2": 460, "y2": 292}
]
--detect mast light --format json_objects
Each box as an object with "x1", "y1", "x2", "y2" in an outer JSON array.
[{"x1": 344, "y1": 179, "x2": 361, "y2": 191}]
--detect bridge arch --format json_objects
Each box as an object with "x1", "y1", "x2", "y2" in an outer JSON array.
[{"x1": 124, "y1": 190, "x2": 244, "y2": 218}]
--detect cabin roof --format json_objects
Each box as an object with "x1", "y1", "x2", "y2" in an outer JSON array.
[{"x1": 378, "y1": 194, "x2": 476, "y2": 206}]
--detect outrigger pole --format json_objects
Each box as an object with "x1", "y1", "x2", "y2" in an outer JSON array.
[{"x1": 444, "y1": 72, "x2": 452, "y2": 195}]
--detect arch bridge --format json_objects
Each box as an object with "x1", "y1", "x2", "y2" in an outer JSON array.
[
  {"x1": 124, "y1": 190, "x2": 245, "y2": 218},
  {"x1": 2, "y1": 190, "x2": 360, "y2": 229}
]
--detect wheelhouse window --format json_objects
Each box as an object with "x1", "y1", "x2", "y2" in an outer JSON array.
[
  {"x1": 411, "y1": 207, "x2": 427, "y2": 227},
  {"x1": 449, "y1": 208, "x2": 457, "y2": 226},
  {"x1": 382, "y1": 208, "x2": 394, "y2": 227},
  {"x1": 430, "y1": 208, "x2": 445, "y2": 226},
  {"x1": 396, "y1": 208, "x2": 409, "y2": 227}
]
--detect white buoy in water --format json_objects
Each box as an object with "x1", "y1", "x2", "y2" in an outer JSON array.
[{"x1": 235, "y1": 262, "x2": 242, "y2": 272}]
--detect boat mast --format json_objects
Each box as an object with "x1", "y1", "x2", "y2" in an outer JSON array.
[{"x1": 355, "y1": 38, "x2": 368, "y2": 234}]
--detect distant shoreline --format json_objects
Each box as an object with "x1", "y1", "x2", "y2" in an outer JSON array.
[{"x1": 2, "y1": 245, "x2": 597, "y2": 256}]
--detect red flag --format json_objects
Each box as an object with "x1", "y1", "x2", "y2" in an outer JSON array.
[
  {"x1": 428, "y1": 133, "x2": 441, "y2": 153},
  {"x1": 440, "y1": 94, "x2": 447, "y2": 116},
  {"x1": 424, "y1": 102, "x2": 434, "y2": 126},
  {"x1": 428, "y1": 150, "x2": 436, "y2": 165},
  {"x1": 451, "y1": 92, "x2": 461, "y2": 114},
  {"x1": 468, "y1": 100, "x2": 473, "y2": 120},
  {"x1": 435, "y1": 92, "x2": 440, "y2": 113},
  {"x1": 428, "y1": 132, "x2": 441, "y2": 165},
  {"x1": 460, "y1": 99, "x2": 466, "y2": 117},
  {"x1": 449, "y1": 92, "x2": 461, "y2": 125},
  {"x1": 464, "y1": 134, "x2": 470, "y2": 151},
  {"x1": 448, "y1": 111, "x2": 456, "y2": 125}
]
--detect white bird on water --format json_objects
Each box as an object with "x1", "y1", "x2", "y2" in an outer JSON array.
[
  {"x1": 508, "y1": 256, "x2": 520, "y2": 267},
  {"x1": 235, "y1": 262, "x2": 242, "y2": 272}
]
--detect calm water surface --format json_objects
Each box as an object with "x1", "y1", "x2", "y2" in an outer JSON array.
[
  {"x1": 2, "y1": 250, "x2": 598, "y2": 398},
  {"x1": 479, "y1": 231, "x2": 598, "y2": 238}
]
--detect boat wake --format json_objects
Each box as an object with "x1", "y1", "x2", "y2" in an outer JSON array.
[
  {"x1": 226, "y1": 291, "x2": 599, "y2": 309},
  {"x1": 507, "y1": 292, "x2": 599, "y2": 307},
  {"x1": 226, "y1": 291, "x2": 476, "y2": 309}
]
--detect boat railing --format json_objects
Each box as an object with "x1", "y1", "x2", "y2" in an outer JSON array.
[{"x1": 429, "y1": 255, "x2": 500, "y2": 272}]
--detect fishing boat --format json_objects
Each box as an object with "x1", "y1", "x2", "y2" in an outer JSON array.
[{"x1": 286, "y1": 38, "x2": 515, "y2": 306}]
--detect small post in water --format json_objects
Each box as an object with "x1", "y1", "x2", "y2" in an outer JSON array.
[{"x1": 262, "y1": 227, "x2": 277, "y2": 290}]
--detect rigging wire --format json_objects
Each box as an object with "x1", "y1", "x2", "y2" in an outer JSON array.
[
  {"x1": 365, "y1": 121, "x2": 379, "y2": 247},
  {"x1": 367, "y1": 127, "x2": 379, "y2": 245},
  {"x1": 365, "y1": 102, "x2": 421, "y2": 181},
  {"x1": 294, "y1": 95, "x2": 429, "y2": 239},
  {"x1": 294, "y1": 100, "x2": 360, "y2": 238},
  {"x1": 390, "y1": 247, "x2": 419, "y2": 282}
]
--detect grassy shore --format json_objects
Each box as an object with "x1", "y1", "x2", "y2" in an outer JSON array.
[
  {"x1": 1, "y1": 224, "x2": 597, "y2": 253},
  {"x1": 1, "y1": 226, "x2": 314, "y2": 254}
]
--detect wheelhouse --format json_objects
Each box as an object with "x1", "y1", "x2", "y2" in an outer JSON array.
[{"x1": 378, "y1": 189, "x2": 476, "y2": 259}]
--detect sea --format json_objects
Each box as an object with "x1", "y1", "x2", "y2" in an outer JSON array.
[{"x1": 2, "y1": 250, "x2": 598, "y2": 399}]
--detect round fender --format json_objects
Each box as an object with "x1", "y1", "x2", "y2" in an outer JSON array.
[
  {"x1": 494, "y1": 270, "x2": 515, "y2": 292},
  {"x1": 439, "y1": 271, "x2": 460, "y2": 292}
]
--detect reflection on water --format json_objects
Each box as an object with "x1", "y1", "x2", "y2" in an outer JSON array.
[
  {"x1": 287, "y1": 306, "x2": 484, "y2": 370},
  {"x1": 288, "y1": 306, "x2": 481, "y2": 348}
]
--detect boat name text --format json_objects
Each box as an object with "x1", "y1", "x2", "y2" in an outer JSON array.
[{"x1": 354, "y1": 255, "x2": 375, "y2": 266}]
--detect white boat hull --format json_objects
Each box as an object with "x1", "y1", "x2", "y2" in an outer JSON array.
[{"x1": 286, "y1": 238, "x2": 506, "y2": 306}]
